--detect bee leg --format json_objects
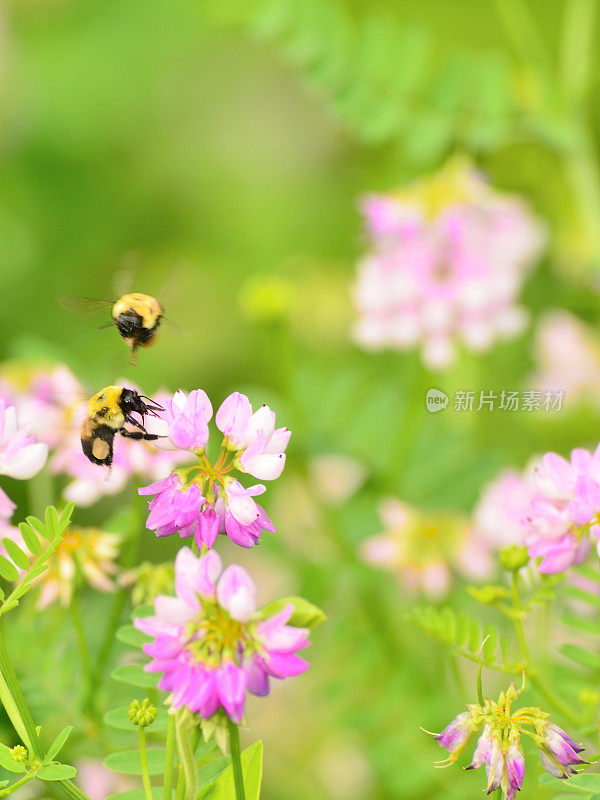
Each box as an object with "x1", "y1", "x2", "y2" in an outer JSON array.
[
  {"x1": 119, "y1": 429, "x2": 164, "y2": 441},
  {"x1": 123, "y1": 414, "x2": 147, "y2": 432}
]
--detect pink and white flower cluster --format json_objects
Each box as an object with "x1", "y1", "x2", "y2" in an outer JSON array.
[
  {"x1": 135, "y1": 548, "x2": 309, "y2": 722},
  {"x1": 470, "y1": 467, "x2": 537, "y2": 551},
  {"x1": 525, "y1": 446, "x2": 600, "y2": 573},
  {"x1": 352, "y1": 158, "x2": 545, "y2": 368},
  {"x1": 140, "y1": 390, "x2": 290, "y2": 549}
]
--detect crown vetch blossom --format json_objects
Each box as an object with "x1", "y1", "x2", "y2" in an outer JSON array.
[
  {"x1": 139, "y1": 390, "x2": 288, "y2": 549},
  {"x1": 134, "y1": 548, "x2": 310, "y2": 723},
  {"x1": 360, "y1": 497, "x2": 493, "y2": 598},
  {"x1": 470, "y1": 466, "x2": 537, "y2": 551},
  {"x1": 525, "y1": 446, "x2": 600, "y2": 573},
  {"x1": 0, "y1": 399, "x2": 48, "y2": 520},
  {"x1": 429, "y1": 684, "x2": 584, "y2": 799},
  {"x1": 352, "y1": 157, "x2": 545, "y2": 369}
]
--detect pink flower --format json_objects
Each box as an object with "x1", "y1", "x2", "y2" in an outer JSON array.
[
  {"x1": 470, "y1": 467, "x2": 537, "y2": 550},
  {"x1": 217, "y1": 394, "x2": 290, "y2": 480},
  {"x1": 361, "y1": 497, "x2": 488, "y2": 598},
  {"x1": 532, "y1": 311, "x2": 600, "y2": 407},
  {"x1": 0, "y1": 400, "x2": 48, "y2": 519},
  {"x1": 139, "y1": 389, "x2": 288, "y2": 549},
  {"x1": 135, "y1": 548, "x2": 310, "y2": 722},
  {"x1": 352, "y1": 158, "x2": 545, "y2": 369},
  {"x1": 140, "y1": 474, "x2": 205, "y2": 538},
  {"x1": 160, "y1": 390, "x2": 213, "y2": 451},
  {"x1": 525, "y1": 446, "x2": 600, "y2": 572}
]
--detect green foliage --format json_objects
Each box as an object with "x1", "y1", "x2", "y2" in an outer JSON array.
[
  {"x1": 199, "y1": 741, "x2": 263, "y2": 800},
  {"x1": 0, "y1": 504, "x2": 74, "y2": 617},
  {"x1": 204, "y1": 0, "x2": 523, "y2": 162},
  {"x1": 110, "y1": 665, "x2": 158, "y2": 689},
  {"x1": 37, "y1": 764, "x2": 78, "y2": 781},
  {"x1": 104, "y1": 748, "x2": 167, "y2": 776},
  {"x1": 44, "y1": 726, "x2": 73, "y2": 764},
  {"x1": 410, "y1": 605, "x2": 518, "y2": 671},
  {"x1": 255, "y1": 596, "x2": 326, "y2": 628}
]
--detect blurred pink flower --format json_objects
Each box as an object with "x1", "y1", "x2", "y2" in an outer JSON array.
[
  {"x1": 531, "y1": 311, "x2": 600, "y2": 406},
  {"x1": 0, "y1": 399, "x2": 48, "y2": 519},
  {"x1": 470, "y1": 467, "x2": 537, "y2": 551},
  {"x1": 76, "y1": 759, "x2": 134, "y2": 800},
  {"x1": 525, "y1": 447, "x2": 600, "y2": 572},
  {"x1": 361, "y1": 497, "x2": 492, "y2": 599},
  {"x1": 135, "y1": 548, "x2": 310, "y2": 722},
  {"x1": 352, "y1": 158, "x2": 545, "y2": 368}
]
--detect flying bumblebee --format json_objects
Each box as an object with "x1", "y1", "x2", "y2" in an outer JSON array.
[
  {"x1": 111, "y1": 293, "x2": 163, "y2": 365},
  {"x1": 81, "y1": 386, "x2": 164, "y2": 466}
]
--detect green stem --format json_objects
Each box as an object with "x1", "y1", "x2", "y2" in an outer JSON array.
[
  {"x1": 174, "y1": 769, "x2": 185, "y2": 800},
  {"x1": 564, "y1": 125, "x2": 600, "y2": 266},
  {"x1": 0, "y1": 771, "x2": 35, "y2": 796},
  {"x1": 510, "y1": 573, "x2": 580, "y2": 728},
  {"x1": 89, "y1": 483, "x2": 144, "y2": 712},
  {"x1": 0, "y1": 623, "x2": 43, "y2": 759},
  {"x1": 490, "y1": 0, "x2": 552, "y2": 71},
  {"x1": 227, "y1": 718, "x2": 245, "y2": 800},
  {"x1": 138, "y1": 727, "x2": 153, "y2": 800},
  {"x1": 175, "y1": 711, "x2": 196, "y2": 800},
  {"x1": 559, "y1": 0, "x2": 597, "y2": 105},
  {"x1": 59, "y1": 780, "x2": 94, "y2": 800},
  {"x1": 69, "y1": 594, "x2": 94, "y2": 703},
  {"x1": 163, "y1": 714, "x2": 176, "y2": 800}
]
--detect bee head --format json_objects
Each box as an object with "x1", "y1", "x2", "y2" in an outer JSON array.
[{"x1": 120, "y1": 389, "x2": 164, "y2": 419}]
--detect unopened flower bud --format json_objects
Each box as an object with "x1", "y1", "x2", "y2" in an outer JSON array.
[
  {"x1": 499, "y1": 545, "x2": 530, "y2": 572},
  {"x1": 9, "y1": 745, "x2": 28, "y2": 763},
  {"x1": 128, "y1": 698, "x2": 158, "y2": 727}
]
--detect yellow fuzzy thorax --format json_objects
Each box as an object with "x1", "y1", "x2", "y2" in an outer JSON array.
[
  {"x1": 112, "y1": 293, "x2": 162, "y2": 329},
  {"x1": 87, "y1": 385, "x2": 125, "y2": 426}
]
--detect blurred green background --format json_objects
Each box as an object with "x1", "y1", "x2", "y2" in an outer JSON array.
[{"x1": 1, "y1": 1, "x2": 600, "y2": 798}]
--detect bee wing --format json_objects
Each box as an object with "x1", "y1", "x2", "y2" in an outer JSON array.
[
  {"x1": 60, "y1": 296, "x2": 114, "y2": 315},
  {"x1": 112, "y1": 251, "x2": 141, "y2": 298}
]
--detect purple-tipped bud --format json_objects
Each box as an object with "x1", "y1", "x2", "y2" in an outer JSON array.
[
  {"x1": 485, "y1": 736, "x2": 504, "y2": 794},
  {"x1": 504, "y1": 739, "x2": 525, "y2": 797},
  {"x1": 435, "y1": 711, "x2": 474, "y2": 756},
  {"x1": 539, "y1": 751, "x2": 575, "y2": 779},
  {"x1": 466, "y1": 725, "x2": 494, "y2": 770},
  {"x1": 546, "y1": 723, "x2": 584, "y2": 754},
  {"x1": 543, "y1": 725, "x2": 587, "y2": 768}
]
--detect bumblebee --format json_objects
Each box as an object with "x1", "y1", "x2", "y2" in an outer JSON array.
[
  {"x1": 111, "y1": 293, "x2": 163, "y2": 365},
  {"x1": 81, "y1": 386, "x2": 164, "y2": 466}
]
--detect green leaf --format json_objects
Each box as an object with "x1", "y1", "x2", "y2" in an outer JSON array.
[
  {"x1": 44, "y1": 726, "x2": 73, "y2": 764},
  {"x1": 255, "y1": 597, "x2": 325, "y2": 628},
  {"x1": 104, "y1": 748, "x2": 166, "y2": 776},
  {"x1": 562, "y1": 611, "x2": 600, "y2": 637},
  {"x1": 25, "y1": 516, "x2": 51, "y2": 541},
  {"x1": 539, "y1": 769, "x2": 600, "y2": 793},
  {"x1": 131, "y1": 604, "x2": 155, "y2": 621},
  {"x1": 104, "y1": 706, "x2": 168, "y2": 732},
  {"x1": 18, "y1": 523, "x2": 41, "y2": 555},
  {"x1": 45, "y1": 506, "x2": 59, "y2": 534},
  {"x1": 0, "y1": 556, "x2": 19, "y2": 582},
  {"x1": 560, "y1": 645, "x2": 600, "y2": 672},
  {"x1": 116, "y1": 625, "x2": 151, "y2": 649},
  {"x1": 58, "y1": 502, "x2": 75, "y2": 532},
  {"x1": 1, "y1": 539, "x2": 29, "y2": 570},
  {"x1": 106, "y1": 789, "x2": 167, "y2": 800},
  {"x1": 37, "y1": 764, "x2": 77, "y2": 781},
  {"x1": 0, "y1": 745, "x2": 27, "y2": 773},
  {"x1": 111, "y1": 664, "x2": 158, "y2": 689},
  {"x1": 196, "y1": 756, "x2": 231, "y2": 791},
  {"x1": 199, "y1": 741, "x2": 262, "y2": 800}
]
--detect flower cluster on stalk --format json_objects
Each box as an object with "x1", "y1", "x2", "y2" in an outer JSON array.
[
  {"x1": 430, "y1": 684, "x2": 585, "y2": 799},
  {"x1": 139, "y1": 390, "x2": 289, "y2": 549},
  {"x1": 135, "y1": 548, "x2": 310, "y2": 723},
  {"x1": 352, "y1": 157, "x2": 545, "y2": 368}
]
